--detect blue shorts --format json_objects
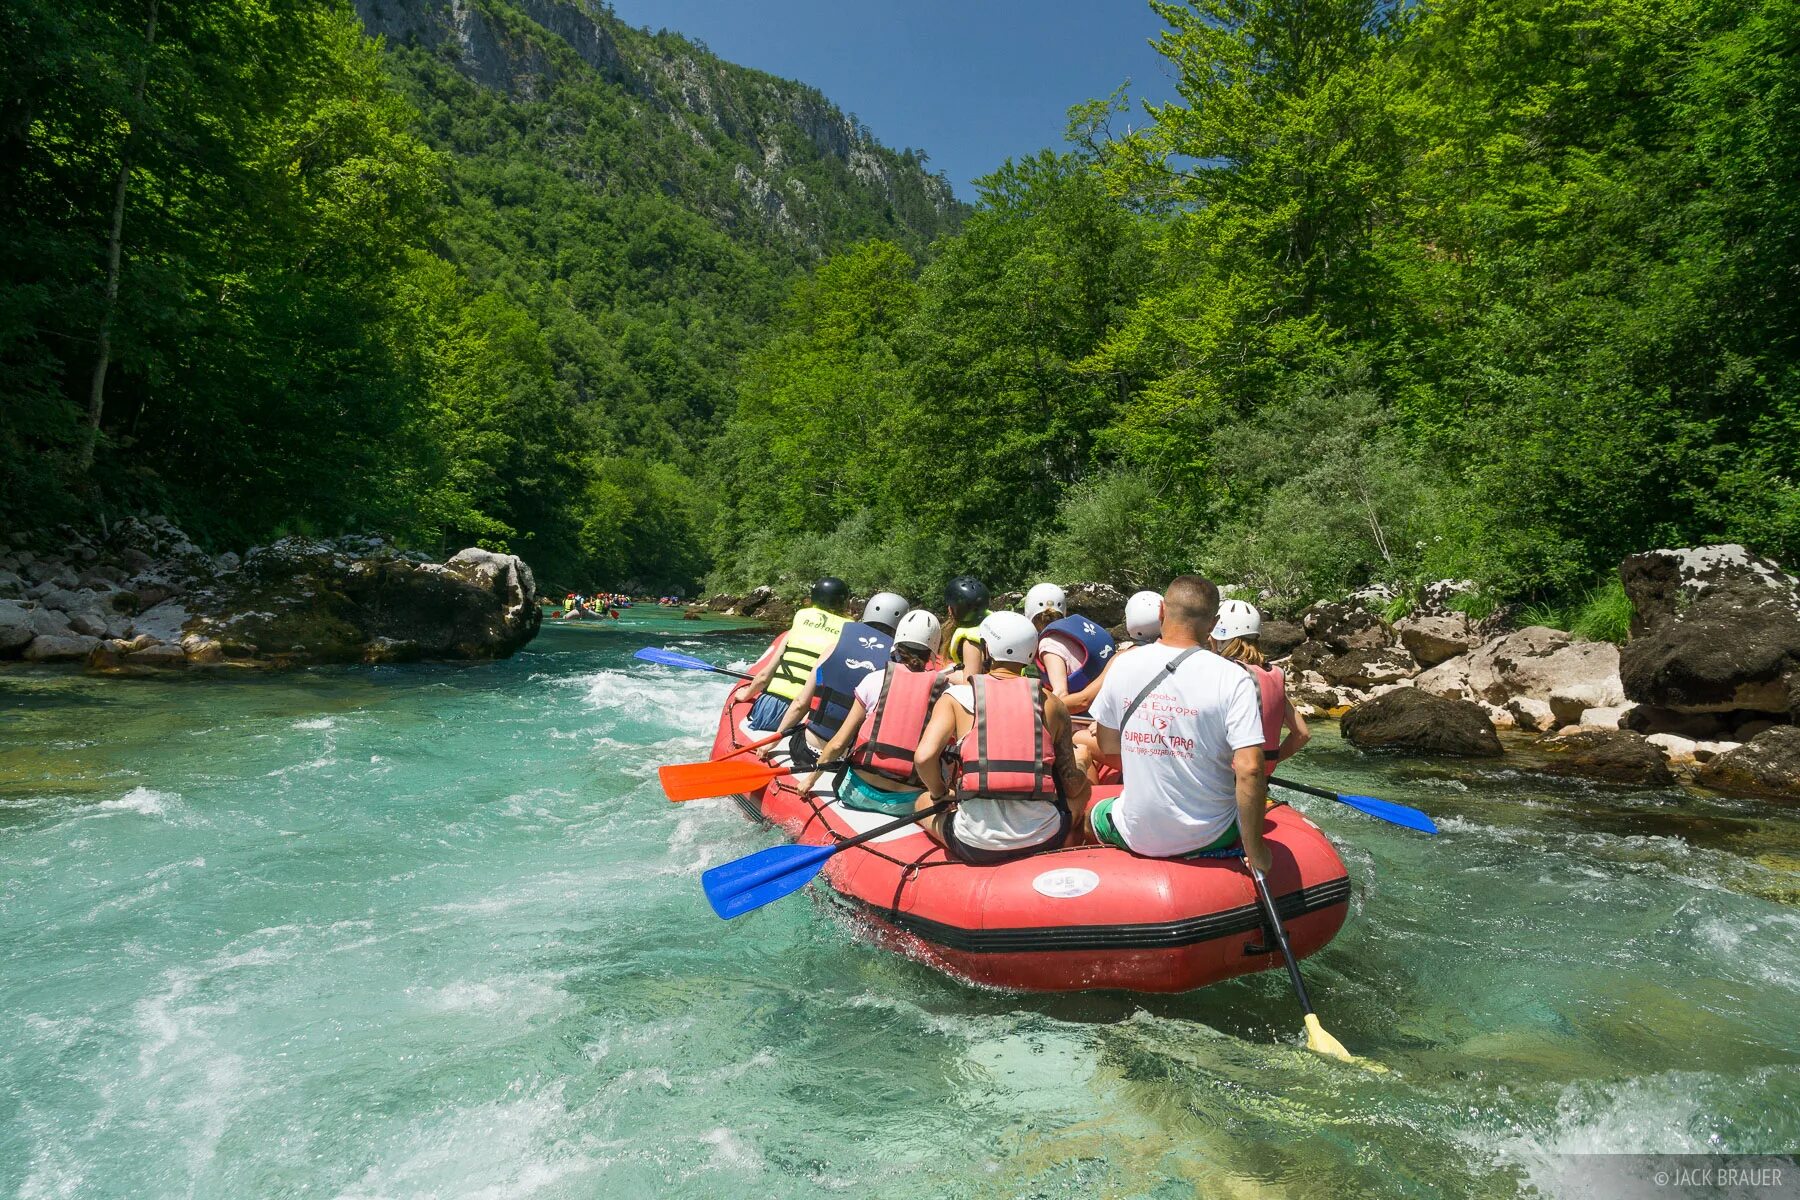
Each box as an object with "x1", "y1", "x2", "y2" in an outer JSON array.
[{"x1": 747, "y1": 693, "x2": 789, "y2": 732}]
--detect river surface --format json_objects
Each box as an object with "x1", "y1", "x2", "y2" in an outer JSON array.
[{"x1": 2, "y1": 612, "x2": 1797, "y2": 1198}]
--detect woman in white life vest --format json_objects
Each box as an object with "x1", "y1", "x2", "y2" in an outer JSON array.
[
  {"x1": 912, "y1": 611, "x2": 1091, "y2": 865},
  {"x1": 1210, "y1": 599, "x2": 1310, "y2": 772}
]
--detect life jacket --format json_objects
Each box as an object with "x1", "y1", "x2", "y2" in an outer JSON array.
[
  {"x1": 1034, "y1": 614, "x2": 1117, "y2": 692},
  {"x1": 954, "y1": 675, "x2": 1057, "y2": 804},
  {"x1": 848, "y1": 663, "x2": 947, "y2": 783},
  {"x1": 806, "y1": 622, "x2": 893, "y2": 741},
  {"x1": 1245, "y1": 663, "x2": 1287, "y2": 774},
  {"x1": 767, "y1": 606, "x2": 848, "y2": 701},
  {"x1": 945, "y1": 612, "x2": 988, "y2": 664}
]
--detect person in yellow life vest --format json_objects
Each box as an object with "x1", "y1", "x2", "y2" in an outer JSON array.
[
  {"x1": 764, "y1": 591, "x2": 909, "y2": 768},
  {"x1": 913, "y1": 611, "x2": 1091, "y2": 865},
  {"x1": 938, "y1": 575, "x2": 990, "y2": 680},
  {"x1": 733, "y1": 577, "x2": 851, "y2": 732},
  {"x1": 1211, "y1": 599, "x2": 1310, "y2": 773}
]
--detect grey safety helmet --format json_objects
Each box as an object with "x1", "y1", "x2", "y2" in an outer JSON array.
[{"x1": 861, "y1": 591, "x2": 908, "y2": 634}]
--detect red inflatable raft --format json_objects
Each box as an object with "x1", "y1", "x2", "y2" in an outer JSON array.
[{"x1": 703, "y1": 681, "x2": 1351, "y2": 994}]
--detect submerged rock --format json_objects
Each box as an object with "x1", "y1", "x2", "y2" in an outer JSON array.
[
  {"x1": 1342, "y1": 689, "x2": 1502, "y2": 757},
  {"x1": 1696, "y1": 726, "x2": 1800, "y2": 801},
  {"x1": 1539, "y1": 729, "x2": 1673, "y2": 786}
]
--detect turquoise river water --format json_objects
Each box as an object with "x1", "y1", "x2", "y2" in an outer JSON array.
[{"x1": 2, "y1": 612, "x2": 1797, "y2": 1198}]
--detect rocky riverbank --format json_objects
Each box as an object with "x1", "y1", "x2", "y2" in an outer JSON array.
[
  {"x1": 0, "y1": 517, "x2": 540, "y2": 671},
  {"x1": 1278, "y1": 545, "x2": 1800, "y2": 801}
]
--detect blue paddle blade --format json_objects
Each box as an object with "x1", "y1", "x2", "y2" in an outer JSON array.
[
  {"x1": 1335, "y1": 792, "x2": 1439, "y2": 835},
  {"x1": 702, "y1": 841, "x2": 837, "y2": 919},
  {"x1": 633, "y1": 646, "x2": 718, "y2": 673}
]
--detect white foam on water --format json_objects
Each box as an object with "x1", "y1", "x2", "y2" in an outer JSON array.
[
  {"x1": 93, "y1": 787, "x2": 178, "y2": 819},
  {"x1": 417, "y1": 975, "x2": 571, "y2": 1023},
  {"x1": 293, "y1": 717, "x2": 335, "y2": 730},
  {"x1": 1472, "y1": 1072, "x2": 1730, "y2": 1191},
  {"x1": 698, "y1": 1126, "x2": 765, "y2": 1171},
  {"x1": 127, "y1": 965, "x2": 255, "y2": 1185},
  {"x1": 331, "y1": 1083, "x2": 598, "y2": 1200}
]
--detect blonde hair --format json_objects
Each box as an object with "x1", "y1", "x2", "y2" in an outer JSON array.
[{"x1": 1213, "y1": 636, "x2": 1264, "y2": 666}]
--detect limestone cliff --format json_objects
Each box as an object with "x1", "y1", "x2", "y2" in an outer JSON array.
[{"x1": 353, "y1": 0, "x2": 961, "y2": 251}]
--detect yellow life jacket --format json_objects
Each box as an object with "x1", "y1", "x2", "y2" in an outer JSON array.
[
  {"x1": 767, "y1": 606, "x2": 849, "y2": 701},
  {"x1": 946, "y1": 612, "x2": 989, "y2": 664}
]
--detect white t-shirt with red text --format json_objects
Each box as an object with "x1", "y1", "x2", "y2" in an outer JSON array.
[{"x1": 1089, "y1": 643, "x2": 1264, "y2": 856}]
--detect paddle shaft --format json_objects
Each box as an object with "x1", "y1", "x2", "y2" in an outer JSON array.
[
  {"x1": 707, "y1": 664, "x2": 754, "y2": 682},
  {"x1": 720, "y1": 731, "x2": 784, "y2": 760},
  {"x1": 833, "y1": 797, "x2": 952, "y2": 854},
  {"x1": 1268, "y1": 776, "x2": 1336, "y2": 803},
  {"x1": 1248, "y1": 864, "x2": 1317, "y2": 1018},
  {"x1": 718, "y1": 798, "x2": 952, "y2": 898}
]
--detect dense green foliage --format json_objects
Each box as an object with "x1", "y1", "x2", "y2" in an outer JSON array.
[
  {"x1": 714, "y1": 0, "x2": 1800, "y2": 611},
  {"x1": 10, "y1": 0, "x2": 1795, "y2": 609},
  {"x1": 0, "y1": 0, "x2": 957, "y2": 591}
]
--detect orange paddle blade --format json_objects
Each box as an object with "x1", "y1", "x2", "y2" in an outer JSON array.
[{"x1": 658, "y1": 758, "x2": 791, "y2": 802}]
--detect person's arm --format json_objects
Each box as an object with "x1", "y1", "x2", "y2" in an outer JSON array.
[
  {"x1": 958, "y1": 635, "x2": 984, "y2": 678},
  {"x1": 1042, "y1": 652, "x2": 1072, "y2": 701},
  {"x1": 801, "y1": 699, "x2": 866, "y2": 792},
  {"x1": 913, "y1": 695, "x2": 960, "y2": 801},
  {"x1": 1094, "y1": 722, "x2": 1123, "y2": 771},
  {"x1": 1275, "y1": 699, "x2": 1311, "y2": 764},
  {"x1": 1062, "y1": 654, "x2": 1113, "y2": 714},
  {"x1": 1235, "y1": 746, "x2": 1271, "y2": 871},
  {"x1": 1046, "y1": 698, "x2": 1091, "y2": 817},
  {"x1": 770, "y1": 673, "x2": 817, "y2": 738},
  {"x1": 733, "y1": 634, "x2": 785, "y2": 702}
]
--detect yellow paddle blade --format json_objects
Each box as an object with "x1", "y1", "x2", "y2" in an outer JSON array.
[{"x1": 1303, "y1": 1014, "x2": 1388, "y2": 1073}]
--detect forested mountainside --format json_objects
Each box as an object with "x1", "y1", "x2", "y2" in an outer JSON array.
[
  {"x1": 711, "y1": 0, "x2": 1800, "y2": 628},
  {"x1": 1, "y1": 0, "x2": 960, "y2": 592}
]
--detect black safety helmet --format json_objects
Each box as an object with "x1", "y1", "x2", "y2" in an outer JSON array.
[
  {"x1": 943, "y1": 575, "x2": 989, "y2": 620},
  {"x1": 810, "y1": 576, "x2": 850, "y2": 612}
]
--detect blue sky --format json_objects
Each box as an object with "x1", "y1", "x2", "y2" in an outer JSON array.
[{"x1": 603, "y1": 0, "x2": 1184, "y2": 200}]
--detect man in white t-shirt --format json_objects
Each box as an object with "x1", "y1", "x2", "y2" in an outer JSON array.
[{"x1": 1088, "y1": 575, "x2": 1271, "y2": 869}]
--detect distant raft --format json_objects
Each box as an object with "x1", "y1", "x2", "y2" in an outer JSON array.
[{"x1": 705, "y1": 670, "x2": 1351, "y2": 994}]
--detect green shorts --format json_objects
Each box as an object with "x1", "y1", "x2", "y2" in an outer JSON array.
[
  {"x1": 837, "y1": 769, "x2": 919, "y2": 816},
  {"x1": 1090, "y1": 796, "x2": 1239, "y2": 859}
]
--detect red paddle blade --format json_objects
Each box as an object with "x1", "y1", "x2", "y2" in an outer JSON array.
[{"x1": 658, "y1": 759, "x2": 790, "y2": 802}]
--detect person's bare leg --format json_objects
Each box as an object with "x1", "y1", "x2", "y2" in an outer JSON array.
[{"x1": 914, "y1": 794, "x2": 950, "y2": 845}]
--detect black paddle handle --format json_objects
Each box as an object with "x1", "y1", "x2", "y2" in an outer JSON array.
[
  {"x1": 1249, "y1": 864, "x2": 1317, "y2": 1018},
  {"x1": 834, "y1": 797, "x2": 954, "y2": 853},
  {"x1": 1269, "y1": 776, "x2": 1335, "y2": 802},
  {"x1": 712, "y1": 665, "x2": 754, "y2": 682}
]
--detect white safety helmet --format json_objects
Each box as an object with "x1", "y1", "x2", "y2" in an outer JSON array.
[
  {"x1": 1022, "y1": 582, "x2": 1067, "y2": 623},
  {"x1": 1125, "y1": 590, "x2": 1163, "y2": 644},
  {"x1": 976, "y1": 610, "x2": 1039, "y2": 665},
  {"x1": 861, "y1": 591, "x2": 909, "y2": 632},
  {"x1": 1212, "y1": 598, "x2": 1261, "y2": 642},
  {"x1": 894, "y1": 608, "x2": 940, "y2": 652}
]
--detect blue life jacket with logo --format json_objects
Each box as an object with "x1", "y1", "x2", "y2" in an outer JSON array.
[
  {"x1": 806, "y1": 622, "x2": 893, "y2": 740},
  {"x1": 1036, "y1": 614, "x2": 1117, "y2": 692}
]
